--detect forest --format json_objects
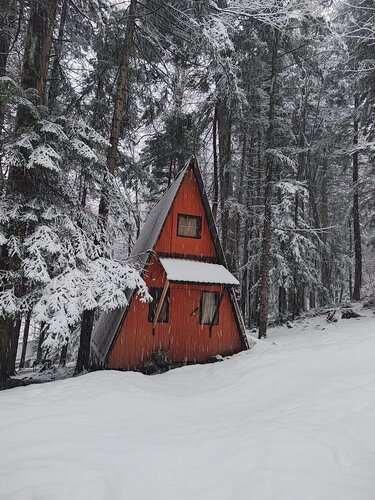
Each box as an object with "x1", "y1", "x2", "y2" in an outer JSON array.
[{"x1": 0, "y1": 0, "x2": 374, "y2": 387}]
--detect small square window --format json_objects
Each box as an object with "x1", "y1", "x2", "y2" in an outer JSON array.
[
  {"x1": 148, "y1": 288, "x2": 170, "y2": 323},
  {"x1": 200, "y1": 291, "x2": 219, "y2": 325},
  {"x1": 177, "y1": 214, "x2": 202, "y2": 239}
]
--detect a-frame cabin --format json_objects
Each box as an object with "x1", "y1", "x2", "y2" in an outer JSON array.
[{"x1": 91, "y1": 157, "x2": 248, "y2": 371}]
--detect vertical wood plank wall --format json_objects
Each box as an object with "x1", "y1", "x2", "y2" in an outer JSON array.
[{"x1": 107, "y1": 168, "x2": 243, "y2": 370}]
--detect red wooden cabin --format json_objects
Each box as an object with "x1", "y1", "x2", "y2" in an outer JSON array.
[{"x1": 91, "y1": 157, "x2": 248, "y2": 371}]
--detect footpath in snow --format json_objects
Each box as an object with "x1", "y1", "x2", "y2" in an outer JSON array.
[{"x1": 1, "y1": 309, "x2": 375, "y2": 500}]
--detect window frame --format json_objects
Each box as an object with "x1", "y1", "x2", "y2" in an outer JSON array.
[
  {"x1": 200, "y1": 291, "x2": 220, "y2": 325},
  {"x1": 148, "y1": 287, "x2": 170, "y2": 324},
  {"x1": 177, "y1": 213, "x2": 202, "y2": 239}
]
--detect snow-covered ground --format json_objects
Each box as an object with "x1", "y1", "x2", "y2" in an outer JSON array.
[{"x1": 1, "y1": 309, "x2": 375, "y2": 500}]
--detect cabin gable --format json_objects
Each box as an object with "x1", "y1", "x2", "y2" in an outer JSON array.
[{"x1": 155, "y1": 168, "x2": 217, "y2": 260}]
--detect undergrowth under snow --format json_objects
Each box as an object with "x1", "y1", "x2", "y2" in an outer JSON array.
[{"x1": 1, "y1": 308, "x2": 375, "y2": 500}]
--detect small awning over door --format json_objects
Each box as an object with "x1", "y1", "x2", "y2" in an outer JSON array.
[{"x1": 159, "y1": 258, "x2": 239, "y2": 285}]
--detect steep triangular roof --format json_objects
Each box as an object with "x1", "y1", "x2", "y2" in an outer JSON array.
[
  {"x1": 130, "y1": 156, "x2": 225, "y2": 266},
  {"x1": 91, "y1": 157, "x2": 246, "y2": 365}
]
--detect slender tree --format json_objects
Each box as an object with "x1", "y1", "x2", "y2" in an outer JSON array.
[{"x1": 258, "y1": 28, "x2": 280, "y2": 339}]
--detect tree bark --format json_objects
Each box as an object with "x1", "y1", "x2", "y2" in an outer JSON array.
[
  {"x1": 19, "y1": 310, "x2": 31, "y2": 369},
  {"x1": 258, "y1": 28, "x2": 280, "y2": 339},
  {"x1": 106, "y1": 0, "x2": 137, "y2": 175},
  {"x1": 75, "y1": 309, "x2": 95, "y2": 374},
  {"x1": 76, "y1": 1, "x2": 137, "y2": 374},
  {"x1": 352, "y1": 93, "x2": 362, "y2": 301},
  {"x1": 217, "y1": 97, "x2": 234, "y2": 269},
  {"x1": 0, "y1": 319, "x2": 20, "y2": 384},
  {"x1": 320, "y1": 157, "x2": 330, "y2": 304},
  {"x1": 293, "y1": 72, "x2": 307, "y2": 315},
  {"x1": 212, "y1": 105, "x2": 219, "y2": 221},
  {"x1": 0, "y1": 0, "x2": 57, "y2": 387},
  {"x1": 48, "y1": 0, "x2": 68, "y2": 111},
  {"x1": 15, "y1": 0, "x2": 57, "y2": 131},
  {"x1": 0, "y1": 0, "x2": 15, "y2": 135},
  {"x1": 59, "y1": 338, "x2": 69, "y2": 367},
  {"x1": 36, "y1": 325, "x2": 46, "y2": 363}
]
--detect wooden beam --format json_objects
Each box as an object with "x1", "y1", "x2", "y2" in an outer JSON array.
[{"x1": 152, "y1": 278, "x2": 169, "y2": 333}]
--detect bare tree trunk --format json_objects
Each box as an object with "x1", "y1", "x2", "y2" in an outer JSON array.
[
  {"x1": 212, "y1": 105, "x2": 219, "y2": 221},
  {"x1": 75, "y1": 309, "x2": 95, "y2": 374},
  {"x1": 0, "y1": 0, "x2": 57, "y2": 387},
  {"x1": 0, "y1": 0, "x2": 14, "y2": 135},
  {"x1": 349, "y1": 219, "x2": 353, "y2": 299},
  {"x1": 217, "y1": 98, "x2": 234, "y2": 269},
  {"x1": 76, "y1": 0, "x2": 137, "y2": 374},
  {"x1": 19, "y1": 310, "x2": 31, "y2": 369},
  {"x1": 106, "y1": 0, "x2": 137, "y2": 175},
  {"x1": 233, "y1": 130, "x2": 247, "y2": 273},
  {"x1": 36, "y1": 325, "x2": 46, "y2": 363},
  {"x1": 293, "y1": 73, "x2": 307, "y2": 315},
  {"x1": 241, "y1": 135, "x2": 252, "y2": 321},
  {"x1": 258, "y1": 28, "x2": 280, "y2": 339},
  {"x1": 15, "y1": 0, "x2": 57, "y2": 131},
  {"x1": 352, "y1": 93, "x2": 362, "y2": 301},
  {"x1": 320, "y1": 157, "x2": 330, "y2": 304},
  {"x1": 59, "y1": 337, "x2": 69, "y2": 367},
  {"x1": 0, "y1": 321, "x2": 12, "y2": 383},
  {"x1": 48, "y1": 0, "x2": 68, "y2": 111}
]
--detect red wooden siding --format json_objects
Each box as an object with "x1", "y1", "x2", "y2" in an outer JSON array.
[
  {"x1": 155, "y1": 168, "x2": 217, "y2": 259},
  {"x1": 106, "y1": 164, "x2": 243, "y2": 370},
  {"x1": 107, "y1": 259, "x2": 242, "y2": 370}
]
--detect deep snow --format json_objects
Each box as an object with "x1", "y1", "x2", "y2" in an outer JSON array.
[{"x1": 1, "y1": 310, "x2": 375, "y2": 500}]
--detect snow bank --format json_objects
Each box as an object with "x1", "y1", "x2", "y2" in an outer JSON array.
[{"x1": 1, "y1": 313, "x2": 375, "y2": 500}]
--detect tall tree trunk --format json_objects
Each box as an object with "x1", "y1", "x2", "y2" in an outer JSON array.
[
  {"x1": 217, "y1": 98, "x2": 234, "y2": 269},
  {"x1": 0, "y1": 0, "x2": 57, "y2": 387},
  {"x1": 233, "y1": 130, "x2": 247, "y2": 274},
  {"x1": 76, "y1": 0, "x2": 137, "y2": 374},
  {"x1": 320, "y1": 157, "x2": 330, "y2": 304},
  {"x1": 212, "y1": 105, "x2": 219, "y2": 221},
  {"x1": 292, "y1": 74, "x2": 307, "y2": 316},
  {"x1": 48, "y1": 0, "x2": 68, "y2": 111},
  {"x1": 0, "y1": 0, "x2": 14, "y2": 136},
  {"x1": 215, "y1": 0, "x2": 235, "y2": 269},
  {"x1": 0, "y1": 319, "x2": 20, "y2": 384},
  {"x1": 75, "y1": 309, "x2": 95, "y2": 374},
  {"x1": 36, "y1": 325, "x2": 46, "y2": 363},
  {"x1": 59, "y1": 337, "x2": 69, "y2": 367},
  {"x1": 349, "y1": 219, "x2": 353, "y2": 299},
  {"x1": 105, "y1": 0, "x2": 137, "y2": 176},
  {"x1": 352, "y1": 93, "x2": 362, "y2": 301},
  {"x1": 19, "y1": 310, "x2": 31, "y2": 369},
  {"x1": 258, "y1": 28, "x2": 280, "y2": 339},
  {"x1": 15, "y1": 0, "x2": 57, "y2": 132},
  {"x1": 241, "y1": 135, "x2": 252, "y2": 321}
]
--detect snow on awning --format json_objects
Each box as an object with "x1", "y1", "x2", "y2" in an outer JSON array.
[{"x1": 159, "y1": 258, "x2": 239, "y2": 286}]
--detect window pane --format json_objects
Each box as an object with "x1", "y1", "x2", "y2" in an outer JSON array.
[
  {"x1": 201, "y1": 292, "x2": 219, "y2": 324},
  {"x1": 148, "y1": 288, "x2": 170, "y2": 323},
  {"x1": 177, "y1": 214, "x2": 201, "y2": 238}
]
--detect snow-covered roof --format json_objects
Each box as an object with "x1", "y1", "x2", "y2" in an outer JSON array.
[
  {"x1": 129, "y1": 164, "x2": 188, "y2": 263},
  {"x1": 91, "y1": 305, "x2": 128, "y2": 363},
  {"x1": 160, "y1": 258, "x2": 239, "y2": 285}
]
